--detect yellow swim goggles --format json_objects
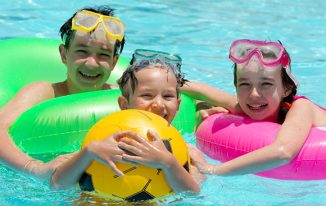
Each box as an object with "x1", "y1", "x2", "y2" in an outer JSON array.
[{"x1": 72, "y1": 10, "x2": 125, "y2": 42}]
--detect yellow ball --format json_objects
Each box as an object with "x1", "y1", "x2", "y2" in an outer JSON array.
[{"x1": 79, "y1": 109, "x2": 190, "y2": 202}]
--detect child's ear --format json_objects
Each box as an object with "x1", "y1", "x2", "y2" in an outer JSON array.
[
  {"x1": 112, "y1": 54, "x2": 120, "y2": 70},
  {"x1": 283, "y1": 88, "x2": 292, "y2": 98},
  {"x1": 118, "y1": 96, "x2": 129, "y2": 110},
  {"x1": 176, "y1": 98, "x2": 181, "y2": 113},
  {"x1": 59, "y1": 44, "x2": 67, "y2": 64}
]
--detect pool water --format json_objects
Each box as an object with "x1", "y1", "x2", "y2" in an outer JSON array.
[{"x1": 1, "y1": 0, "x2": 326, "y2": 205}]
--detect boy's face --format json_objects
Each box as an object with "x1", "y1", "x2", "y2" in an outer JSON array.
[
  {"x1": 119, "y1": 65, "x2": 181, "y2": 124},
  {"x1": 59, "y1": 30, "x2": 118, "y2": 92}
]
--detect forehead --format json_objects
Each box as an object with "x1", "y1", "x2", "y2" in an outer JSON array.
[
  {"x1": 236, "y1": 64, "x2": 282, "y2": 80},
  {"x1": 134, "y1": 65, "x2": 178, "y2": 85},
  {"x1": 70, "y1": 30, "x2": 116, "y2": 51}
]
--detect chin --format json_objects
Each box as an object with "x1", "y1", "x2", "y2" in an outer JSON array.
[
  {"x1": 246, "y1": 113, "x2": 268, "y2": 121},
  {"x1": 249, "y1": 112, "x2": 277, "y2": 122}
]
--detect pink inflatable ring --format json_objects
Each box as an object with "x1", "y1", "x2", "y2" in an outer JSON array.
[{"x1": 195, "y1": 113, "x2": 326, "y2": 180}]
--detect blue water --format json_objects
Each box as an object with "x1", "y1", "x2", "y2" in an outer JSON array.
[{"x1": 1, "y1": 0, "x2": 326, "y2": 205}]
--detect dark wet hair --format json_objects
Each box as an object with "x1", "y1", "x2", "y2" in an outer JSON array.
[
  {"x1": 117, "y1": 57, "x2": 187, "y2": 100},
  {"x1": 233, "y1": 49, "x2": 297, "y2": 124},
  {"x1": 59, "y1": 5, "x2": 125, "y2": 55}
]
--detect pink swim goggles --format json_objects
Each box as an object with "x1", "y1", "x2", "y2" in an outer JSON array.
[
  {"x1": 229, "y1": 39, "x2": 298, "y2": 85},
  {"x1": 229, "y1": 39, "x2": 290, "y2": 67}
]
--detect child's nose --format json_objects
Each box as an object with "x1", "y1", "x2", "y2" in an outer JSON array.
[
  {"x1": 149, "y1": 98, "x2": 165, "y2": 113},
  {"x1": 250, "y1": 87, "x2": 260, "y2": 97},
  {"x1": 85, "y1": 56, "x2": 99, "y2": 68},
  {"x1": 152, "y1": 99, "x2": 163, "y2": 108}
]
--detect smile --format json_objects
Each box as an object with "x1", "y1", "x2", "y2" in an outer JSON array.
[
  {"x1": 247, "y1": 104, "x2": 268, "y2": 111},
  {"x1": 79, "y1": 71, "x2": 101, "y2": 79},
  {"x1": 156, "y1": 113, "x2": 168, "y2": 121}
]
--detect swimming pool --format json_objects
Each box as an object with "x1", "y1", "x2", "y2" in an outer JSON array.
[{"x1": 1, "y1": 0, "x2": 326, "y2": 205}]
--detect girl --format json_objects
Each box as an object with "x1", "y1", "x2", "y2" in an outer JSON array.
[{"x1": 183, "y1": 39, "x2": 326, "y2": 175}]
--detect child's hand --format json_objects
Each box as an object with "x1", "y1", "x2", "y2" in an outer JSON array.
[
  {"x1": 189, "y1": 164, "x2": 207, "y2": 185},
  {"x1": 187, "y1": 144, "x2": 219, "y2": 174},
  {"x1": 198, "y1": 106, "x2": 229, "y2": 121},
  {"x1": 187, "y1": 144, "x2": 209, "y2": 171},
  {"x1": 26, "y1": 152, "x2": 76, "y2": 182},
  {"x1": 86, "y1": 131, "x2": 135, "y2": 176},
  {"x1": 117, "y1": 130, "x2": 174, "y2": 170}
]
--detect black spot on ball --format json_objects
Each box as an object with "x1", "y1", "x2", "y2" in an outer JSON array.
[{"x1": 79, "y1": 172, "x2": 95, "y2": 191}]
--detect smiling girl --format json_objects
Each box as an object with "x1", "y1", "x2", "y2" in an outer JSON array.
[{"x1": 183, "y1": 39, "x2": 326, "y2": 175}]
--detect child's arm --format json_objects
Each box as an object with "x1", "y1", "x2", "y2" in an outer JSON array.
[
  {"x1": 0, "y1": 82, "x2": 67, "y2": 180},
  {"x1": 118, "y1": 130, "x2": 200, "y2": 193},
  {"x1": 193, "y1": 99, "x2": 315, "y2": 175},
  {"x1": 51, "y1": 131, "x2": 135, "y2": 189},
  {"x1": 182, "y1": 81, "x2": 241, "y2": 114}
]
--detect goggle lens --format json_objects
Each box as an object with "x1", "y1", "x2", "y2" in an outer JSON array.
[
  {"x1": 229, "y1": 39, "x2": 298, "y2": 85},
  {"x1": 72, "y1": 10, "x2": 125, "y2": 41},
  {"x1": 103, "y1": 19, "x2": 124, "y2": 36},
  {"x1": 134, "y1": 49, "x2": 182, "y2": 64},
  {"x1": 74, "y1": 12, "x2": 98, "y2": 28},
  {"x1": 129, "y1": 49, "x2": 183, "y2": 78},
  {"x1": 230, "y1": 39, "x2": 287, "y2": 66}
]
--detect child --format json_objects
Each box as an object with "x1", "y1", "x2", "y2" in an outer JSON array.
[
  {"x1": 0, "y1": 5, "x2": 125, "y2": 181},
  {"x1": 51, "y1": 49, "x2": 200, "y2": 193},
  {"x1": 183, "y1": 39, "x2": 326, "y2": 175}
]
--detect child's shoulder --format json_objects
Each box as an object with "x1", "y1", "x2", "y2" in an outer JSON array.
[
  {"x1": 292, "y1": 96, "x2": 323, "y2": 109},
  {"x1": 19, "y1": 81, "x2": 54, "y2": 96},
  {"x1": 292, "y1": 96, "x2": 317, "y2": 110},
  {"x1": 291, "y1": 96, "x2": 326, "y2": 122}
]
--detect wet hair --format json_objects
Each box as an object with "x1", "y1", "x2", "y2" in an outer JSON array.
[
  {"x1": 117, "y1": 58, "x2": 187, "y2": 100},
  {"x1": 59, "y1": 5, "x2": 125, "y2": 55},
  {"x1": 233, "y1": 49, "x2": 297, "y2": 124}
]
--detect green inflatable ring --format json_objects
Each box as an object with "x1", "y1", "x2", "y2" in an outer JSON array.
[
  {"x1": 10, "y1": 90, "x2": 196, "y2": 155},
  {"x1": 1, "y1": 38, "x2": 196, "y2": 156}
]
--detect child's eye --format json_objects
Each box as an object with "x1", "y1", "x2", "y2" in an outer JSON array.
[
  {"x1": 164, "y1": 94, "x2": 176, "y2": 100},
  {"x1": 75, "y1": 49, "x2": 87, "y2": 55},
  {"x1": 99, "y1": 53, "x2": 111, "y2": 58},
  {"x1": 262, "y1": 82, "x2": 273, "y2": 87},
  {"x1": 140, "y1": 93, "x2": 152, "y2": 98},
  {"x1": 238, "y1": 82, "x2": 250, "y2": 87}
]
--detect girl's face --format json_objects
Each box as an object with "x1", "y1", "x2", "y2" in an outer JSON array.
[{"x1": 235, "y1": 56, "x2": 289, "y2": 121}]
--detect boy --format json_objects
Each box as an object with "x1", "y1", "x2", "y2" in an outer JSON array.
[
  {"x1": 0, "y1": 5, "x2": 125, "y2": 181},
  {"x1": 51, "y1": 49, "x2": 200, "y2": 193}
]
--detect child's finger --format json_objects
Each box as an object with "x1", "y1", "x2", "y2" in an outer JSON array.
[
  {"x1": 199, "y1": 107, "x2": 229, "y2": 120},
  {"x1": 107, "y1": 161, "x2": 124, "y2": 177},
  {"x1": 147, "y1": 129, "x2": 160, "y2": 141},
  {"x1": 119, "y1": 137, "x2": 149, "y2": 153},
  {"x1": 119, "y1": 137, "x2": 143, "y2": 148},
  {"x1": 118, "y1": 141, "x2": 142, "y2": 155},
  {"x1": 112, "y1": 131, "x2": 131, "y2": 141},
  {"x1": 125, "y1": 131, "x2": 147, "y2": 144},
  {"x1": 122, "y1": 154, "x2": 143, "y2": 164},
  {"x1": 199, "y1": 110, "x2": 209, "y2": 120}
]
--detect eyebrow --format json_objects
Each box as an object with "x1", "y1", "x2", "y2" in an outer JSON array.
[
  {"x1": 261, "y1": 77, "x2": 276, "y2": 82},
  {"x1": 74, "y1": 43, "x2": 114, "y2": 53},
  {"x1": 237, "y1": 77, "x2": 249, "y2": 82},
  {"x1": 237, "y1": 77, "x2": 276, "y2": 82},
  {"x1": 74, "y1": 43, "x2": 88, "y2": 48}
]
